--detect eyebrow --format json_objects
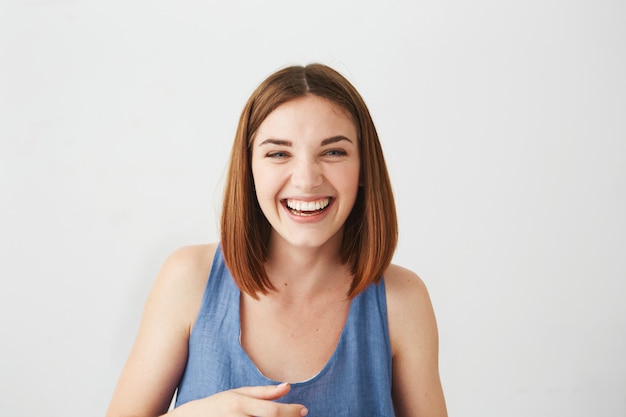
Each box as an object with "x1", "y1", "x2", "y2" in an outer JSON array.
[{"x1": 258, "y1": 136, "x2": 353, "y2": 147}]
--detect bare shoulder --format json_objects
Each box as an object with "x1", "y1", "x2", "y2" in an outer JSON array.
[
  {"x1": 106, "y1": 243, "x2": 220, "y2": 417},
  {"x1": 157, "y1": 243, "x2": 218, "y2": 285},
  {"x1": 384, "y1": 263, "x2": 439, "y2": 356},
  {"x1": 384, "y1": 263, "x2": 448, "y2": 416},
  {"x1": 150, "y1": 242, "x2": 219, "y2": 332},
  {"x1": 384, "y1": 263, "x2": 435, "y2": 351},
  {"x1": 384, "y1": 263, "x2": 429, "y2": 303}
]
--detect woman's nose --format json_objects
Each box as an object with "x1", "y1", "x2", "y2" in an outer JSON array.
[{"x1": 290, "y1": 158, "x2": 323, "y2": 190}]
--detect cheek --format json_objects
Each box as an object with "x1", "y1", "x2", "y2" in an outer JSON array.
[
  {"x1": 338, "y1": 163, "x2": 361, "y2": 192},
  {"x1": 251, "y1": 163, "x2": 279, "y2": 201}
]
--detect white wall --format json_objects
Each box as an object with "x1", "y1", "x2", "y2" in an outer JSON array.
[{"x1": 1, "y1": 1, "x2": 624, "y2": 416}]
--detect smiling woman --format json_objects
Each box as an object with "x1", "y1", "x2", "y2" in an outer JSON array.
[
  {"x1": 106, "y1": 64, "x2": 448, "y2": 417},
  {"x1": 251, "y1": 95, "x2": 361, "y2": 253},
  {"x1": 222, "y1": 65, "x2": 397, "y2": 299}
]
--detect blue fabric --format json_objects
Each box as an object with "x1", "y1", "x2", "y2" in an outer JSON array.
[{"x1": 175, "y1": 245, "x2": 396, "y2": 416}]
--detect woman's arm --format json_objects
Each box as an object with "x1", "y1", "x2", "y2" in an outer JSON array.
[
  {"x1": 106, "y1": 244, "x2": 308, "y2": 417},
  {"x1": 386, "y1": 264, "x2": 448, "y2": 417},
  {"x1": 106, "y1": 244, "x2": 217, "y2": 417}
]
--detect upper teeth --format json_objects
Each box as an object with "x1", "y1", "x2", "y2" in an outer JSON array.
[{"x1": 286, "y1": 198, "x2": 330, "y2": 212}]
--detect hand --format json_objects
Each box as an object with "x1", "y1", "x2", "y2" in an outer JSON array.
[{"x1": 173, "y1": 382, "x2": 308, "y2": 417}]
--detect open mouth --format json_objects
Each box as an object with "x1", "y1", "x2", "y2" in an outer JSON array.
[{"x1": 283, "y1": 197, "x2": 332, "y2": 217}]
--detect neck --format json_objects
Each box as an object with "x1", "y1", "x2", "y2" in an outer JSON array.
[{"x1": 263, "y1": 234, "x2": 351, "y2": 301}]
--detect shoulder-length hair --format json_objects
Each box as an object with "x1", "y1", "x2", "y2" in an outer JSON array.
[{"x1": 221, "y1": 63, "x2": 398, "y2": 299}]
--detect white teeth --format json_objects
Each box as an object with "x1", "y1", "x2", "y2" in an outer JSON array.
[{"x1": 286, "y1": 198, "x2": 330, "y2": 212}]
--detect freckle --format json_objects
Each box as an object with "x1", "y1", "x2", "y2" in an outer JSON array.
[{"x1": 316, "y1": 328, "x2": 320, "y2": 332}]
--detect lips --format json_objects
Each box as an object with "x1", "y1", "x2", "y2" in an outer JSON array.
[{"x1": 283, "y1": 197, "x2": 331, "y2": 216}]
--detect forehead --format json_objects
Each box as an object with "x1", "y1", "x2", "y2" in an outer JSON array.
[{"x1": 254, "y1": 95, "x2": 357, "y2": 144}]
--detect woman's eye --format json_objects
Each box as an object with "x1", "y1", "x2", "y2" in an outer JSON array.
[
  {"x1": 266, "y1": 151, "x2": 289, "y2": 158},
  {"x1": 324, "y1": 149, "x2": 347, "y2": 157}
]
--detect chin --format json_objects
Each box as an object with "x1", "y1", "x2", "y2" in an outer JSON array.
[{"x1": 273, "y1": 229, "x2": 344, "y2": 251}]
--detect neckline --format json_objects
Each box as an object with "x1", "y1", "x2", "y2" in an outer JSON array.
[{"x1": 235, "y1": 289, "x2": 356, "y2": 386}]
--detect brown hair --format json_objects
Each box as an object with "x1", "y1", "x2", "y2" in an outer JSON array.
[{"x1": 220, "y1": 63, "x2": 397, "y2": 299}]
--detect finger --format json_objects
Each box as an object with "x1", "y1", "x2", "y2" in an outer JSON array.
[
  {"x1": 239, "y1": 396, "x2": 308, "y2": 417},
  {"x1": 233, "y1": 382, "x2": 291, "y2": 401}
]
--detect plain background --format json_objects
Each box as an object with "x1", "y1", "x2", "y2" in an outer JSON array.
[{"x1": 1, "y1": 1, "x2": 625, "y2": 416}]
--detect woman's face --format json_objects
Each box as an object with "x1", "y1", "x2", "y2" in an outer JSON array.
[{"x1": 251, "y1": 95, "x2": 360, "y2": 251}]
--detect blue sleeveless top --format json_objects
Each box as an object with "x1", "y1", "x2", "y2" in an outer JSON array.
[{"x1": 175, "y1": 246, "x2": 396, "y2": 416}]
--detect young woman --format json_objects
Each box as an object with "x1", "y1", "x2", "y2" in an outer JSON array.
[{"x1": 106, "y1": 64, "x2": 447, "y2": 417}]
